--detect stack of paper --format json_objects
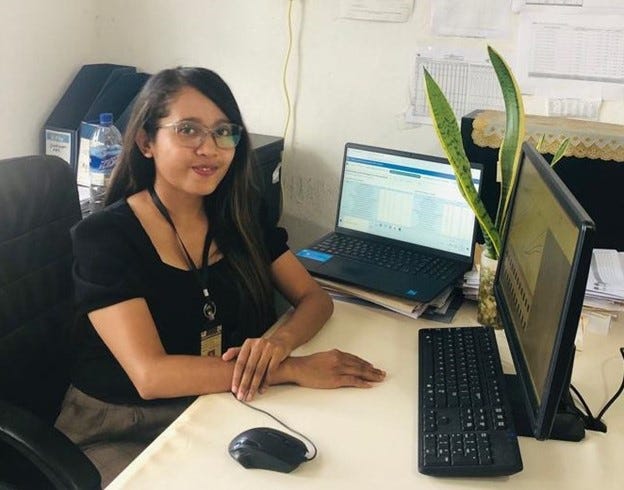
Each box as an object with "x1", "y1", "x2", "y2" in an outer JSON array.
[
  {"x1": 315, "y1": 276, "x2": 459, "y2": 320},
  {"x1": 581, "y1": 249, "x2": 624, "y2": 335},
  {"x1": 461, "y1": 248, "x2": 624, "y2": 336},
  {"x1": 461, "y1": 243, "x2": 483, "y2": 301},
  {"x1": 462, "y1": 269, "x2": 479, "y2": 301},
  {"x1": 585, "y1": 249, "x2": 624, "y2": 305}
]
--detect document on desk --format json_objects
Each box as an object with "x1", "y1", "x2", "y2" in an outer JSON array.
[
  {"x1": 586, "y1": 249, "x2": 624, "y2": 300},
  {"x1": 315, "y1": 276, "x2": 430, "y2": 319},
  {"x1": 583, "y1": 249, "x2": 624, "y2": 338}
]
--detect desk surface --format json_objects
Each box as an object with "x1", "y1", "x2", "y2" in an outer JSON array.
[{"x1": 108, "y1": 300, "x2": 623, "y2": 490}]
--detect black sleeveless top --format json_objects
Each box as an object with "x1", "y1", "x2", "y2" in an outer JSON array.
[{"x1": 69, "y1": 199, "x2": 288, "y2": 404}]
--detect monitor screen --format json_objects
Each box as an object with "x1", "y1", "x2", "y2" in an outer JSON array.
[
  {"x1": 337, "y1": 144, "x2": 482, "y2": 259},
  {"x1": 494, "y1": 142, "x2": 595, "y2": 440}
]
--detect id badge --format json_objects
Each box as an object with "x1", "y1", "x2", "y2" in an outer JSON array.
[{"x1": 200, "y1": 325, "x2": 222, "y2": 357}]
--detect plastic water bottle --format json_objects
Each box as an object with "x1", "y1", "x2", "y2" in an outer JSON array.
[{"x1": 89, "y1": 112, "x2": 122, "y2": 212}]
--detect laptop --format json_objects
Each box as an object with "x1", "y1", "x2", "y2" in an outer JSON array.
[{"x1": 296, "y1": 142, "x2": 483, "y2": 303}]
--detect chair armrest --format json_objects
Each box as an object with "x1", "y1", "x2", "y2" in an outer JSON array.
[{"x1": 0, "y1": 401, "x2": 101, "y2": 490}]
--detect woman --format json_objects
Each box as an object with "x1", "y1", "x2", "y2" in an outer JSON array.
[{"x1": 55, "y1": 67, "x2": 385, "y2": 485}]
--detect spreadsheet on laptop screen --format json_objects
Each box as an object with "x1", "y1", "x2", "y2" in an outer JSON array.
[{"x1": 338, "y1": 146, "x2": 481, "y2": 258}]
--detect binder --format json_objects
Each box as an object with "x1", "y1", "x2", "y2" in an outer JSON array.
[
  {"x1": 75, "y1": 72, "x2": 150, "y2": 186},
  {"x1": 116, "y1": 92, "x2": 142, "y2": 135},
  {"x1": 42, "y1": 63, "x2": 135, "y2": 171}
]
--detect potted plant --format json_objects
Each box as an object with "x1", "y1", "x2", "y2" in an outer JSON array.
[
  {"x1": 423, "y1": 46, "x2": 524, "y2": 327},
  {"x1": 424, "y1": 46, "x2": 572, "y2": 327},
  {"x1": 424, "y1": 47, "x2": 572, "y2": 326}
]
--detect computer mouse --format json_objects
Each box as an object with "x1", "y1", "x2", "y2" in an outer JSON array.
[{"x1": 228, "y1": 427, "x2": 310, "y2": 473}]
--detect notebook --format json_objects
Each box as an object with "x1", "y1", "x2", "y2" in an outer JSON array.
[{"x1": 296, "y1": 143, "x2": 483, "y2": 303}]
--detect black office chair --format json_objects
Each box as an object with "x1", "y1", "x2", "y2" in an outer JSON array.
[{"x1": 0, "y1": 155, "x2": 101, "y2": 489}]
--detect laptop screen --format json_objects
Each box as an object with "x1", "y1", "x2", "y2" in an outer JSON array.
[{"x1": 337, "y1": 144, "x2": 482, "y2": 258}]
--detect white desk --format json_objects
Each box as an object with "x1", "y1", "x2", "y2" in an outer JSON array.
[{"x1": 108, "y1": 300, "x2": 623, "y2": 490}]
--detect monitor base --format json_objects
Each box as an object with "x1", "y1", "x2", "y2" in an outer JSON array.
[{"x1": 503, "y1": 374, "x2": 585, "y2": 442}]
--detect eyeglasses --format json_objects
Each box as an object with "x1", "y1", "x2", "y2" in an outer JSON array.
[{"x1": 158, "y1": 120, "x2": 243, "y2": 149}]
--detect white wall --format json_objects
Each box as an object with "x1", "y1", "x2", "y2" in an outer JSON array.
[
  {"x1": 95, "y1": 0, "x2": 446, "y2": 247},
  {"x1": 0, "y1": 0, "x2": 97, "y2": 159},
  {"x1": 4, "y1": 1, "x2": 623, "y2": 248}
]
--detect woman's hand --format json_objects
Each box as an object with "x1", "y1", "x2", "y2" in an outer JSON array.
[
  {"x1": 283, "y1": 349, "x2": 386, "y2": 389},
  {"x1": 222, "y1": 337, "x2": 292, "y2": 401}
]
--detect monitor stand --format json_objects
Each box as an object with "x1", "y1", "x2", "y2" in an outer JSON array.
[{"x1": 503, "y1": 374, "x2": 585, "y2": 442}]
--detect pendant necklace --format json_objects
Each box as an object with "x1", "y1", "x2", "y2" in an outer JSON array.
[{"x1": 148, "y1": 187, "x2": 217, "y2": 321}]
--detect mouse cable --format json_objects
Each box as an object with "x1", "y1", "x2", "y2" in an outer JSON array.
[
  {"x1": 231, "y1": 392, "x2": 318, "y2": 460},
  {"x1": 569, "y1": 347, "x2": 624, "y2": 433}
]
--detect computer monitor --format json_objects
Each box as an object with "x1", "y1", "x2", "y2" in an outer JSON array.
[{"x1": 494, "y1": 142, "x2": 595, "y2": 441}]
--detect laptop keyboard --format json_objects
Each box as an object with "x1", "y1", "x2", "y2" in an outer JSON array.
[
  {"x1": 418, "y1": 327, "x2": 523, "y2": 477},
  {"x1": 312, "y1": 234, "x2": 456, "y2": 279}
]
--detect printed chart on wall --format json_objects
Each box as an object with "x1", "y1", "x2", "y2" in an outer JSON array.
[
  {"x1": 517, "y1": 14, "x2": 624, "y2": 96},
  {"x1": 512, "y1": 1, "x2": 624, "y2": 119},
  {"x1": 512, "y1": 0, "x2": 624, "y2": 12},
  {"x1": 431, "y1": 0, "x2": 511, "y2": 38},
  {"x1": 406, "y1": 47, "x2": 505, "y2": 125},
  {"x1": 339, "y1": 0, "x2": 414, "y2": 22}
]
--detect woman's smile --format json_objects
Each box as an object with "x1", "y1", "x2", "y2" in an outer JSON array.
[{"x1": 191, "y1": 164, "x2": 219, "y2": 177}]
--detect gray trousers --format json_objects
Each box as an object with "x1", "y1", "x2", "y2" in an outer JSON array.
[{"x1": 54, "y1": 385, "x2": 194, "y2": 488}]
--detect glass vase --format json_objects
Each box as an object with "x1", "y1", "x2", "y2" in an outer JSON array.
[{"x1": 477, "y1": 249, "x2": 502, "y2": 329}]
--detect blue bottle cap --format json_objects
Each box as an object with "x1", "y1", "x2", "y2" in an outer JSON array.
[{"x1": 99, "y1": 113, "x2": 114, "y2": 125}]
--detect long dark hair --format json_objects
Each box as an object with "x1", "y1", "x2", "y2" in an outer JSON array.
[{"x1": 106, "y1": 67, "x2": 275, "y2": 332}]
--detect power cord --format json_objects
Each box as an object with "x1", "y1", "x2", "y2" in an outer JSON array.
[
  {"x1": 231, "y1": 392, "x2": 318, "y2": 460},
  {"x1": 569, "y1": 347, "x2": 624, "y2": 433},
  {"x1": 276, "y1": 0, "x2": 297, "y2": 221},
  {"x1": 281, "y1": 0, "x2": 295, "y2": 142}
]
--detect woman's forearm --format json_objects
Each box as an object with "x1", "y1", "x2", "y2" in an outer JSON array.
[
  {"x1": 267, "y1": 351, "x2": 387, "y2": 389},
  {"x1": 267, "y1": 289, "x2": 334, "y2": 352},
  {"x1": 136, "y1": 347, "x2": 385, "y2": 401},
  {"x1": 131, "y1": 354, "x2": 235, "y2": 399},
  {"x1": 133, "y1": 353, "x2": 303, "y2": 400}
]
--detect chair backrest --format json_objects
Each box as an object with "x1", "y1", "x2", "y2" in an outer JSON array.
[{"x1": 0, "y1": 155, "x2": 82, "y2": 424}]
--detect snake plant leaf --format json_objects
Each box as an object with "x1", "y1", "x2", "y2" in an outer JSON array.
[
  {"x1": 551, "y1": 137, "x2": 570, "y2": 167},
  {"x1": 536, "y1": 134, "x2": 546, "y2": 152},
  {"x1": 423, "y1": 68, "x2": 501, "y2": 259},
  {"x1": 487, "y1": 46, "x2": 525, "y2": 234}
]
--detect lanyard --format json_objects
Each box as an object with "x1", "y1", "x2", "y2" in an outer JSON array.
[{"x1": 148, "y1": 187, "x2": 217, "y2": 321}]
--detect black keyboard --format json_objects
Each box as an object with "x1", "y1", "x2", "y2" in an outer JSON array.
[
  {"x1": 312, "y1": 234, "x2": 456, "y2": 279},
  {"x1": 418, "y1": 327, "x2": 523, "y2": 477}
]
